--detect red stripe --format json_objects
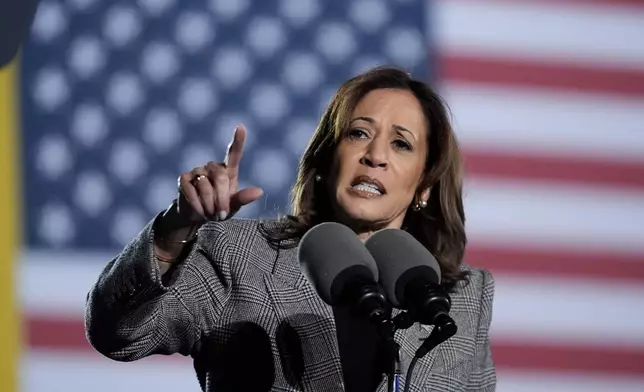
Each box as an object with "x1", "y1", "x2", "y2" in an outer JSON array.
[
  {"x1": 493, "y1": 341, "x2": 644, "y2": 377},
  {"x1": 27, "y1": 316, "x2": 93, "y2": 352},
  {"x1": 463, "y1": 149, "x2": 644, "y2": 190},
  {"x1": 466, "y1": 245, "x2": 644, "y2": 283},
  {"x1": 439, "y1": 54, "x2": 644, "y2": 97},
  {"x1": 25, "y1": 317, "x2": 644, "y2": 376}
]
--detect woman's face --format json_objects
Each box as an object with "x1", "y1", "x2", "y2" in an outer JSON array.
[{"x1": 328, "y1": 88, "x2": 429, "y2": 234}]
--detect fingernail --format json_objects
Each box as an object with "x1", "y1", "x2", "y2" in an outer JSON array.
[{"x1": 218, "y1": 211, "x2": 228, "y2": 221}]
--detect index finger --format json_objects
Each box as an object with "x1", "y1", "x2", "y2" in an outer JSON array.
[{"x1": 224, "y1": 124, "x2": 246, "y2": 177}]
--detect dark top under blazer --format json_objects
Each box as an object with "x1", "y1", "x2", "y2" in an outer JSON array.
[{"x1": 84, "y1": 217, "x2": 497, "y2": 392}]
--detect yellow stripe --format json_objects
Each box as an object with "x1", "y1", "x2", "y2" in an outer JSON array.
[{"x1": 0, "y1": 59, "x2": 22, "y2": 391}]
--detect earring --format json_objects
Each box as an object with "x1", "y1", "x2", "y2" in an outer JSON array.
[
  {"x1": 315, "y1": 174, "x2": 322, "y2": 182},
  {"x1": 413, "y1": 199, "x2": 427, "y2": 211}
]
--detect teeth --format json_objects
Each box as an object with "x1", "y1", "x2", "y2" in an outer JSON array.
[{"x1": 353, "y1": 182, "x2": 382, "y2": 195}]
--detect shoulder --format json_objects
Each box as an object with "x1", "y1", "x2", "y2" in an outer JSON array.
[
  {"x1": 461, "y1": 265, "x2": 495, "y2": 294},
  {"x1": 198, "y1": 217, "x2": 281, "y2": 243},
  {"x1": 452, "y1": 264, "x2": 495, "y2": 313},
  {"x1": 196, "y1": 218, "x2": 290, "y2": 271}
]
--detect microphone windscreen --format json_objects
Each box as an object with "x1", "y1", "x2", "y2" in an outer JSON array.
[
  {"x1": 298, "y1": 222, "x2": 378, "y2": 305},
  {"x1": 364, "y1": 228, "x2": 440, "y2": 308}
]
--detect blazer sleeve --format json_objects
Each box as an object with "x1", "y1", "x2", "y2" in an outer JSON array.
[
  {"x1": 84, "y1": 214, "x2": 232, "y2": 362},
  {"x1": 465, "y1": 268, "x2": 497, "y2": 391}
]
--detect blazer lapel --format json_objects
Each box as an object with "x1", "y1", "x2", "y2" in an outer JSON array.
[{"x1": 265, "y1": 246, "x2": 345, "y2": 392}]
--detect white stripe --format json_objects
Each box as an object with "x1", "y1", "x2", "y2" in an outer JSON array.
[
  {"x1": 433, "y1": 0, "x2": 644, "y2": 70},
  {"x1": 20, "y1": 251, "x2": 644, "y2": 345},
  {"x1": 498, "y1": 370, "x2": 644, "y2": 392},
  {"x1": 441, "y1": 83, "x2": 644, "y2": 163},
  {"x1": 465, "y1": 178, "x2": 644, "y2": 254},
  {"x1": 19, "y1": 251, "x2": 111, "y2": 317},
  {"x1": 491, "y1": 273, "x2": 644, "y2": 348},
  {"x1": 22, "y1": 350, "x2": 197, "y2": 392}
]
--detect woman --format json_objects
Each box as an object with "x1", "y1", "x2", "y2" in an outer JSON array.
[{"x1": 85, "y1": 67, "x2": 496, "y2": 392}]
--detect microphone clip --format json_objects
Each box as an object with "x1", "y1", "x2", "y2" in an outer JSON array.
[
  {"x1": 391, "y1": 285, "x2": 458, "y2": 359},
  {"x1": 405, "y1": 281, "x2": 454, "y2": 326}
]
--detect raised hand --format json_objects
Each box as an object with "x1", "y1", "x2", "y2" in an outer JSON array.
[{"x1": 176, "y1": 125, "x2": 264, "y2": 224}]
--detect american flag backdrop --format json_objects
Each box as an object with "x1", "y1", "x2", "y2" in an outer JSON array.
[{"x1": 10, "y1": 0, "x2": 644, "y2": 391}]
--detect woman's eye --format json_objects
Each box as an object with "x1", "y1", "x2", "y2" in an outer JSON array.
[
  {"x1": 393, "y1": 139, "x2": 411, "y2": 151},
  {"x1": 347, "y1": 128, "x2": 368, "y2": 139}
]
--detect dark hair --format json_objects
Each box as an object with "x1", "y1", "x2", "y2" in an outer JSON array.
[{"x1": 262, "y1": 66, "x2": 469, "y2": 291}]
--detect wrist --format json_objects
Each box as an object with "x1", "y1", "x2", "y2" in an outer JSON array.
[
  {"x1": 153, "y1": 200, "x2": 202, "y2": 256},
  {"x1": 156, "y1": 200, "x2": 200, "y2": 231}
]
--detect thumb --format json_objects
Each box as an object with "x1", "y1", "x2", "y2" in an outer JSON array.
[{"x1": 230, "y1": 187, "x2": 264, "y2": 212}]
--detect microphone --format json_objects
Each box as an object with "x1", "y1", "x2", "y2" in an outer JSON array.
[
  {"x1": 364, "y1": 228, "x2": 453, "y2": 327},
  {"x1": 298, "y1": 222, "x2": 390, "y2": 323},
  {"x1": 0, "y1": 0, "x2": 39, "y2": 68},
  {"x1": 366, "y1": 228, "x2": 459, "y2": 392}
]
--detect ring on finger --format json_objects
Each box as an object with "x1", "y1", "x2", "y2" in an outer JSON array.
[{"x1": 191, "y1": 174, "x2": 207, "y2": 187}]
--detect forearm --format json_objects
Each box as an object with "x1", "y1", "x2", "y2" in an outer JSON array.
[{"x1": 84, "y1": 215, "x2": 201, "y2": 360}]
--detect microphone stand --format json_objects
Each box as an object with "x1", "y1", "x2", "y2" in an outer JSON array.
[
  {"x1": 373, "y1": 310, "x2": 422, "y2": 392},
  {"x1": 374, "y1": 311, "x2": 457, "y2": 392},
  {"x1": 349, "y1": 282, "x2": 402, "y2": 392},
  {"x1": 351, "y1": 283, "x2": 457, "y2": 392},
  {"x1": 375, "y1": 310, "x2": 456, "y2": 392},
  {"x1": 375, "y1": 319, "x2": 401, "y2": 392}
]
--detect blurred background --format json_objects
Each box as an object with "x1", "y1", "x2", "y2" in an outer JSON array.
[{"x1": 1, "y1": 0, "x2": 643, "y2": 391}]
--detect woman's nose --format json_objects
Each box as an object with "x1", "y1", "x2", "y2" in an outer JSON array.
[{"x1": 360, "y1": 141, "x2": 388, "y2": 168}]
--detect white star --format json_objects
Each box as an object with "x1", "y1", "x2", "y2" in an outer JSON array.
[
  {"x1": 108, "y1": 139, "x2": 149, "y2": 185},
  {"x1": 315, "y1": 22, "x2": 357, "y2": 64},
  {"x1": 282, "y1": 52, "x2": 325, "y2": 95},
  {"x1": 246, "y1": 16, "x2": 287, "y2": 58},
  {"x1": 250, "y1": 149, "x2": 293, "y2": 192},
  {"x1": 39, "y1": 203, "x2": 75, "y2": 247},
  {"x1": 68, "y1": 36, "x2": 107, "y2": 79},
  {"x1": 111, "y1": 207, "x2": 147, "y2": 246},
  {"x1": 141, "y1": 41, "x2": 181, "y2": 84},
  {"x1": 71, "y1": 103, "x2": 109, "y2": 148},
  {"x1": 103, "y1": 6, "x2": 142, "y2": 47},
  {"x1": 31, "y1": 1, "x2": 67, "y2": 43},
  {"x1": 279, "y1": 0, "x2": 321, "y2": 28},
  {"x1": 106, "y1": 72, "x2": 145, "y2": 115},
  {"x1": 211, "y1": 47, "x2": 253, "y2": 90},
  {"x1": 249, "y1": 83, "x2": 290, "y2": 125},
  {"x1": 178, "y1": 78, "x2": 217, "y2": 121},
  {"x1": 209, "y1": 0, "x2": 250, "y2": 21},
  {"x1": 143, "y1": 108, "x2": 184, "y2": 153},
  {"x1": 33, "y1": 67, "x2": 69, "y2": 111},
  {"x1": 73, "y1": 171, "x2": 112, "y2": 217},
  {"x1": 35, "y1": 134, "x2": 73, "y2": 180},
  {"x1": 175, "y1": 11, "x2": 215, "y2": 53},
  {"x1": 138, "y1": 0, "x2": 176, "y2": 16}
]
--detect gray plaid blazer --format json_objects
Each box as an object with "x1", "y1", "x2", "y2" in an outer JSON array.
[{"x1": 85, "y1": 217, "x2": 496, "y2": 392}]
